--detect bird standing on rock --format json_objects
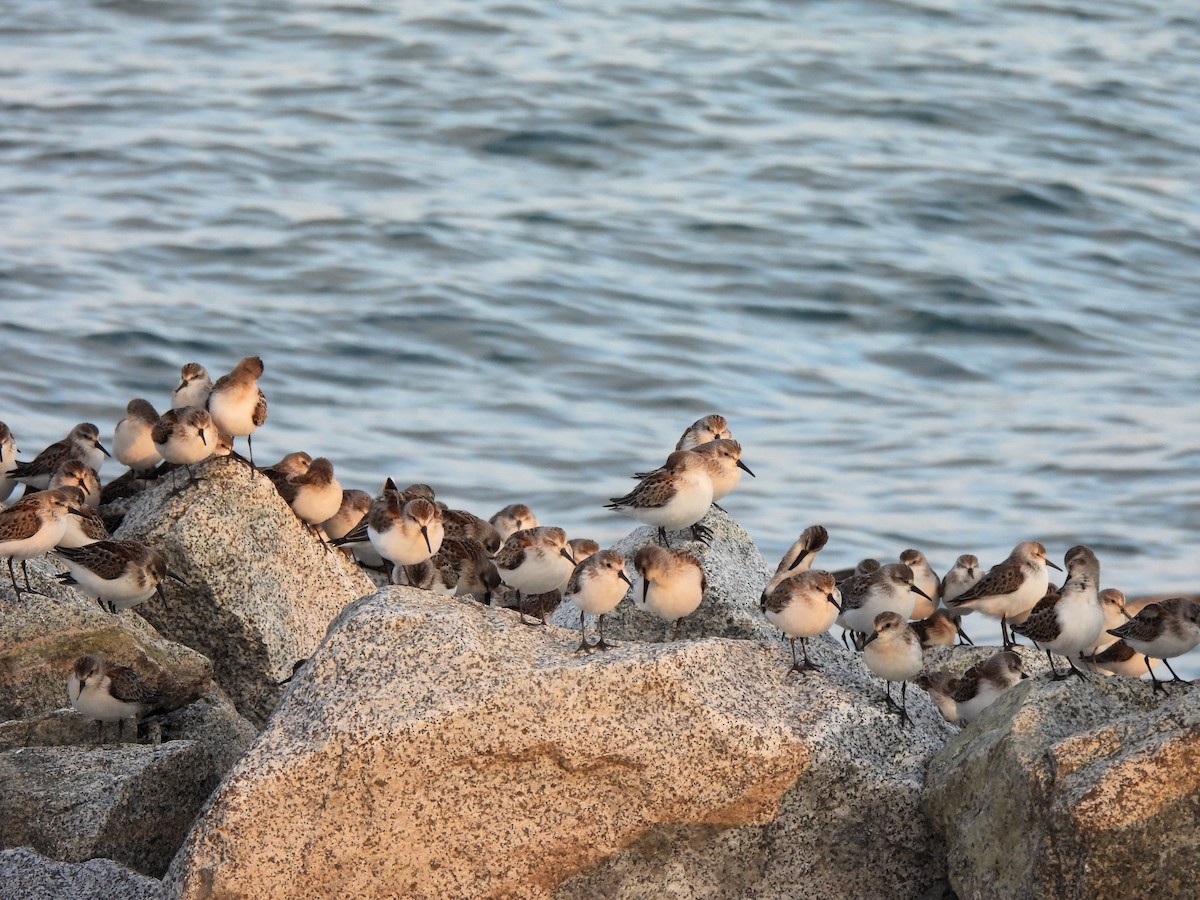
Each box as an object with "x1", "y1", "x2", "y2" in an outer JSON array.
[
  {"x1": 494, "y1": 526, "x2": 577, "y2": 626},
  {"x1": 760, "y1": 569, "x2": 842, "y2": 674},
  {"x1": 207, "y1": 356, "x2": 267, "y2": 472},
  {"x1": 945, "y1": 541, "x2": 1061, "y2": 649},
  {"x1": 632, "y1": 544, "x2": 706, "y2": 641},
  {"x1": 606, "y1": 450, "x2": 714, "y2": 547},
  {"x1": 862, "y1": 611, "x2": 923, "y2": 726},
  {"x1": 563, "y1": 549, "x2": 632, "y2": 651}
]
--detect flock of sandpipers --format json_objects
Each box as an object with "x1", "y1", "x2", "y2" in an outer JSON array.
[{"x1": 1, "y1": 357, "x2": 1198, "y2": 739}]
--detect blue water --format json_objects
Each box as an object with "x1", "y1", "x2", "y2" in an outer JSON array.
[{"x1": 1, "y1": 1, "x2": 1199, "y2": 669}]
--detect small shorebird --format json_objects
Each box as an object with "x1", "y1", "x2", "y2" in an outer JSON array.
[
  {"x1": 54, "y1": 539, "x2": 180, "y2": 614},
  {"x1": 434, "y1": 536, "x2": 501, "y2": 602},
  {"x1": 915, "y1": 670, "x2": 960, "y2": 726},
  {"x1": 1088, "y1": 639, "x2": 1161, "y2": 679},
  {"x1": 760, "y1": 569, "x2": 842, "y2": 674},
  {"x1": 563, "y1": 549, "x2": 632, "y2": 651},
  {"x1": 1106, "y1": 597, "x2": 1200, "y2": 693},
  {"x1": 862, "y1": 611, "x2": 923, "y2": 725},
  {"x1": 371, "y1": 497, "x2": 445, "y2": 569},
  {"x1": 12, "y1": 423, "x2": 110, "y2": 490},
  {"x1": 899, "y1": 549, "x2": 940, "y2": 620},
  {"x1": 489, "y1": 503, "x2": 539, "y2": 543},
  {"x1": 441, "y1": 507, "x2": 503, "y2": 555},
  {"x1": 321, "y1": 489, "x2": 373, "y2": 542},
  {"x1": 49, "y1": 460, "x2": 101, "y2": 509},
  {"x1": 1090, "y1": 588, "x2": 1131, "y2": 656},
  {"x1": 172, "y1": 362, "x2": 213, "y2": 410},
  {"x1": 276, "y1": 457, "x2": 343, "y2": 545},
  {"x1": 68, "y1": 654, "x2": 159, "y2": 744},
  {"x1": 206, "y1": 356, "x2": 267, "y2": 470},
  {"x1": 606, "y1": 450, "x2": 714, "y2": 547},
  {"x1": 0, "y1": 489, "x2": 80, "y2": 596},
  {"x1": 951, "y1": 650, "x2": 1027, "y2": 725},
  {"x1": 0, "y1": 421, "x2": 18, "y2": 502},
  {"x1": 1011, "y1": 545, "x2": 1103, "y2": 680},
  {"x1": 494, "y1": 526, "x2": 577, "y2": 625},
  {"x1": 113, "y1": 399, "x2": 162, "y2": 475},
  {"x1": 152, "y1": 407, "x2": 216, "y2": 490},
  {"x1": 941, "y1": 553, "x2": 983, "y2": 609},
  {"x1": 632, "y1": 544, "x2": 706, "y2": 640},
  {"x1": 635, "y1": 438, "x2": 754, "y2": 507},
  {"x1": 945, "y1": 541, "x2": 1061, "y2": 649},
  {"x1": 911, "y1": 609, "x2": 972, "y2": 648},
  {"x1": 839, "y1": 563, "x2": 932, "y2": 643},
  {"x1": 766, "y1": 525, "x2": 829, "y2": 593},
  {"x1": 53, "y1": 485, "x2": 110, "y2": 548},
  {"x1": 675, "y1": 414, "x2": 732, "y2": 451}
]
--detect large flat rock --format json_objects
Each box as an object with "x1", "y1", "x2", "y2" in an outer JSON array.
[{"x1": 169, "y1": 587, "x2": 949, "y2": 899}]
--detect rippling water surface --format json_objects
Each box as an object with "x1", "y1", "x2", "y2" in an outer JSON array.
[{"x1": 2, "y1": 1, "x2": 1199, "y2": 667}]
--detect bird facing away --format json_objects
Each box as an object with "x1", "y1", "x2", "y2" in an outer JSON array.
[
  {"x1": 945, "y1": 541, "x2": 1061, "y2": 649},
  {"x1": 206, "y1": 356, "x2": 267, "y2": 471},
  {"x1": 68, "y1": 654, "x2": 159, "y2": 744},
  {"x1": 113, "y1": 399, "x2": 162, "y2": 474},
  {"x1": 563, "y1": 549, "x2": 632, "y2": 652},
  {"x1": 899, "y1": 548, "x2": 940, "y2": 620},
  {"x1": 862, "y1": 611, "x2": 923, "y2": 726},
  {"x1": 760, "y1": 569, "x2": 842, "y2": 674}
]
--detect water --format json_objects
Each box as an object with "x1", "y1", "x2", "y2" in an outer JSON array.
[{"x1": 1, "y1": 1, "x2": 1199, "y2": 672}]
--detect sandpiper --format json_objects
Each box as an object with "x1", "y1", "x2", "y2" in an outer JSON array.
[
  {"x1": 952, "y1": 650, "x2": 1027, "y2": 725},
  {"x1": 172, "y1": 362, "x2": 213, "y2": 410},
  {"x1": 675, "y1": 414, "x2": 732, "y2": 451},
  {"x1": 606, "y1": 450, "x2": 714, "y2": 547},
  {"x1": 12, "y1": 423, "x2": 110, "y2": 490},
  {"x1": 152, "y1": 407, "x2": 216, "y2": 490},
  {"x1": 899, "y1": 549, "x2": 940, "y2": 620},
  {"x1": 912, "y1": 609, "x2": 972, "y2": 648},
  {"x1": 0, "y1": 489, "x2": 80, "y2": 596},
  {"x1": 945, "y1": 541, "x2": 1061, "y2": 649},
  {"x1": 113, "y1": 399, "x2": 162, "y2": 475},
  {"x1": 839, "y1": 563, "x2": 932, "y2": 644},
  {"x1": 941, "y1": 554, "x2": 983, "y2": 608},
  {"x1": 563, "y1": 549, "x2": 632, "y2": 651},
  {"x1": 1106, "y1": 597, "x2": 1200, "y2": 693},
  {"x1": 1011, "y1": 545, "x2": 1103, "y2": 680},
  {"x1": 206, "y1": 356, "x2": 267, "y2": 470},
  {"x1": 488, "y1": 503, "x2": 539, "y2": 542},
  {"x1": 862, "y1": 611, "x2": 923, "y2": 725},
  {"x1": 276, "y1": 457, "x2": 343, "y2": 545},
  {"x1": 54, "y1": 539, "x2": 180, "y2": 614},
  {"x1": 915, "y1": 671, "x2": 960, "y2": 725},
  {"x1": 632, "y1": 544, "x2": 706, "y2": 640},
  {"x1": 765, "y1": 524, "x2": 829, "y2": 593},
  {"x1": 760, "y1": 569, "x2": 841, "y2": 674},
  {"x1": 68, "y1": 654, "x2": 159, "y2": 744},
  {"x1": 494, "y1": 526, "x2": 577, "y2": 625}
]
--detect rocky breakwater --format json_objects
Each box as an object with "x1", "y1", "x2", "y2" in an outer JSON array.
[
  {"x1": 923, "y1": 670, "x2": 1200, "y2": 899},
  {"x1": 168, "y1": 515, "x2": 953, "y2": 900},
  {"x1": 0, "y1": 456, "x2": 375, "y2": 889},
  {"x1": 114, "y1": 457, "x2": 376, "y2": 724}
]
